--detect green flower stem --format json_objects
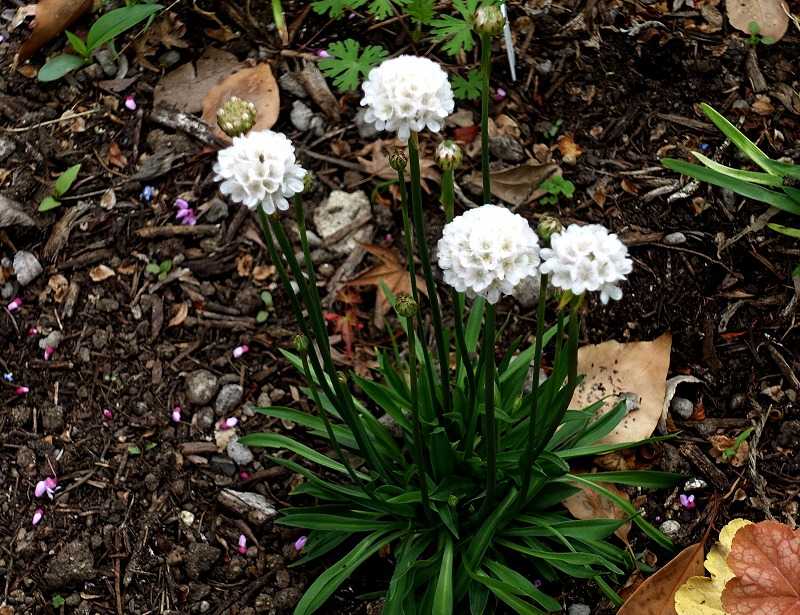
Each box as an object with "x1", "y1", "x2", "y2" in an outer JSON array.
[
  {"x1": 479, "y1": 303, "x2": 497, "y2": 515},
  {"x1": 441, "y1": 169, "x2": 455, "y2": 221},
  {"x1": 397, "y1": 166, "x2": 440, "y2": 420},
  {"x1": 405, "y1": 313, "x2": 432, "y2": 513},
  {"x1": 519, "y1": 273, "x2": 548, "y2": 503},
  {"x1": 408, "y1": 132, "x2": 451, "y2": 420},
  {"x1": 272, "y1": 0, "x2": 289, "y2": 45},
  {"x1": 480, "y1": 32, "x2": 493, "y2": 204}
]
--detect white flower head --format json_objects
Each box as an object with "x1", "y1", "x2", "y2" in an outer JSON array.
[
  {"x1": 360, "y1": 55, "x2": 454, "y2": 141},
  {"x1": 437, "y1": 204, "x2": 541, "y2": 304},
  {"x1": 539, "y1": 224, "x2": 632, "y2": 304},
  {"x1": 214, "y1": 130, "x2": 307, "y2": 214}
]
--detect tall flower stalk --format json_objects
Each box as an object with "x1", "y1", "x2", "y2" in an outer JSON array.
[{"x1": 211, "y1": 7, "x2": 675, "y2": 613}]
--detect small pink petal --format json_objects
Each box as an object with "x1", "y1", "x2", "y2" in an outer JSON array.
[
  {"x1": 218, "y1": 417, "x2": 238, "y2": 430},
  {"x1": 171, "y1": 407, "x2": 182, "y2": 423},
  {"x1": 45, "y1": 477, "x2": 58, "y2": 490},
  {"x1": 15, "y1": 386, "x2": 29, "y2": 396},
  {"x1": 34, "y1": 480, "x2": 47, "y2": 498},
  {"x1": 317, "y1": 49, "x2": 331, "y2": 58},
  {"x1": 232, "y1": 344, "x2": 249, "y2": 359},
  {"x1": 27, "y1": 326, "x2": 38, "y2": 337},
  {"x1": 294, "y1": 536, "x2": 307, "y2": 551},
  {"x1": 32, "y1": 508, "x2": 44, "y2": 526},
  {"x1": 7, "y1": 297, "x2": 22, "y2": 311},
  {"x1": 238, "y1": 534, "x2": 247, "y2": 554},
  {"x1": 43, "y1": 346, "x2": 55, "y2": 360},
  {"x1": 493, "y1": 87, "x2": 507, "y2": 102},
  {"x1": 239, "y1": 471, "x2": 251, "y2": 481},
  {"x1": 124, "y1": 95, "x2": 137, "y2": 111},
  {"x1": 175, "y1": 198, "x2": 190, "y2": 210},
  {"x1": 103, "y1": 408, "x2": 113, "y2": 420}
]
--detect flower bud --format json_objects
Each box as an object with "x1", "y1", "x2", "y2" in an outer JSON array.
[
  {"x1": 293, "y1": 334, "x2": 309, "y2": 354},
  {"x1": 217, "y1": 97, "x2": 257, "y2": 138},
  {"x1": 389, "y1": 149, "x2": 407, "y2": 172},
  {"x1": 302, "y1": 171, "x2": 314, "y2": 194},
  {"x1": 435, "y1": 140, "x2": 463, "y2": 171},
  {"x1": 473, "y1": 4, "x2": 505, "y2": 37},
  {"x1": 537, "y1": 215, "x2": 564, "y2": 243},
  {"x1": 395, "y1": 294, "x2": 418, "y2": 319},
  {"x1": 336, "y1": 371, "x2": 348, "y2": 385}
]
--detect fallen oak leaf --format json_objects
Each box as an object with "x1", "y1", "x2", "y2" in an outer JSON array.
[
  {"x1": 466, "y1": 162, "x2": 559, "y2": 207},
  {"x1": 356, "y1": 140, "x2": 440, "y2": 189},
  {"x1": 571, "y1": 333, "x2": 672, "y2": 445},
  {"x1": 726, "y1": 0, "x2": 789, "y2": 42},
  {"x1": 618, "y1": 542, "x2": 706, "y2": 615},
  {"x1": 88, "y1": 264, "x2": 115, "y2": 282},
  {"x1": 674, "y1": 518, "x2": 753, "y2": 615},
  {"x1": 345, "y1": 243, "x2": 427, "y2": 321},
  {"x1": 556, "y1": 133, "x2": 583, "y2": 165},
  {"x1": 14, "y1": 0, "x2": 93, "y2": 66},
  {"x1": 722, "y1": 520, "x2": 800, "y2": 615},
  {"x1": 167, "y1": 302, "x2": 189, "y2": 328}
]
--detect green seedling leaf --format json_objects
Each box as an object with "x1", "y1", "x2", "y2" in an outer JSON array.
[
  {"x1": 86, "y1": 4, "x2": 163, "y2": 51},
  {"x1": 128, "y1": 445, "x2": 142, "y2": 455},
  {"x1": 367, "y1": 0, "x2": 397, "y2": 19},
  {"x1": 39, "y1": 195, "x2": 61, "y2": 212},
  {"x1": 312, "y1": 0, "x2": 366, "y2": 18},
  {"x1": 159, "y1": 259, "x2": 172, "y2": 274},
  {"x1": 65, "y1": 31, "x2": 89, "y2": 58},
  {"x1": 256, "y1": 310, "x2": 269, "y2": 323},
  {"x1": 319, "y1": 39, "x2": 389, "y2": 92},
  {"x1": 406, "y1": 0, "x2": 435, "y2": 24},
  {"x1": 38, "y1": 53, "x2": 86, "y2": 82},
  {"x1": 452, "y1": 69, "x2": 482, "y2": 101},
  {"x1": 54, "y1": 164, "x2": 81, "y2": 197},
  {"x1": 145, "y1": 262, "x2": 161, "y2": 275},
  {"x1": 52, "y1": 595, "x2": 66, "y2": 608},
  {"x1": 722, "y1": 427, "x2": 753, "y2": 460}
]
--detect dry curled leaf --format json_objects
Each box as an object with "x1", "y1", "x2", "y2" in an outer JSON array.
[
  {"x1": 674, "y1": 518, "x2": 753, "y2": 615},
  {"x1": 722, "y1": 520, "x2": 800, "y2": 615},
  {"x1": 202, "y1": 64, "x2": 280, "y2": 141},
  {"x1": 618, "y1": 543, "x2": 705, "y2": 615},
  {"x1": 48, "y1": 274, "x2": 69, "y2": 303},
  {"x1": 726, "y1": 0, "x2": 789, "y2": 42},
  {"x1": 563, "y1": 483, "x2": 631, "y2": 543},
  {"x1": 709, "y1": 434, "x2": 749, "y2": 467},
  {"x1": 168, "y1": 303, "x2": 189, "y2": 328},
  {"x1": 467, "y1": 162, "x2": 559, "y2": 207},
  {"x1": 89, "y1": 265, "x2": 116, "y2": 282},
  {"x1": 14, "y1": 0, "x2": 92, "y2": 65},
  {"x1": 572, "y1": 333, "x2": 672, "y2": 444}
]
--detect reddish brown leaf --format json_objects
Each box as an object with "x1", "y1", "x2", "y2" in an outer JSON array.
[
  {"x1": 15, "y1": 0, "x2": 92, "y2": 65},
  {"x1": 201, "y1": 64, "x2": 280, "y2": 141},
  {"x1": 722, "y1": 521, "x2": 800, "y2": 615},
  {"x1": 618, "y1": 543, "x2": 706, "y2": 615},
  {"x1": 556, "y1": 133, "x2": 584, "y2": 165},
  {"x1": 345, "y1": 244, "x2": 427, "y2": 318},
  {"x1": 563, "y1": 483, "x2": 631, "y2": 543}
]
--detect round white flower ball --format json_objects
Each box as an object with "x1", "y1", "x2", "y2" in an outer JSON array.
[
  {"x1": 360, "y1": 55, "x2": 454, "y2": 141},
  {"x1": 539, "y1": 224, "x2": 632, "y2": 304},
  {"x1": 213, "y1": 130, "x2": 307, "y2": 214},
  {"x1": 437, "y1": 205, "x2": 541, "y2": 304}
]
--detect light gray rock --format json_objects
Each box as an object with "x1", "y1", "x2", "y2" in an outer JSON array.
[
  {"x1": 567, "y1": 605, "x2": 591, "y2": 615},
  {"x1": 355, "y1": 108, "x2": 378, "y2": 139},
  {"x1": 313, "y1": 190, "x2": 373, "y2": 255},
  {"x1": 659, "y1": 519, "x2": 681, "y2": 539},
  {"x1": 13, "y1": 251, "x2": 42, "y2": 286},
  {"x1": 290, "y1": 100, "x2": 314, "y2": 131},
  {"x1": 664, "y1": 232, "x2": 687, "y2": 245},
  {"x1": 226, "y1": 436, "x2": 254, "y2": 465},
  {"x1": 513, "y1": 275, "x2": 541, "y2": 308},
  {"x1": 215, "y1": 383, "x2": 244, "y2": 416},
  {"x1": 670, "y1": 396, "x2": 694, "y2": 419},
  {"x1": 218, "y1": 489, "x2": 278, "y2": 525},
  {"x1": 39, "y1": 330, "x2": 64, "y2": 351},
  {"x1": 44, "y1": 540, "x2": 95, "y2": 588},
  {"x1": 186, "y1": 370, "x2": 219, "y2": 405},
  {"x1": 0, "y1": 137, "x2": 16, "y2": 162}
]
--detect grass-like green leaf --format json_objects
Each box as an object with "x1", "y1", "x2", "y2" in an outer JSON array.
[
  {"x1": 769, "y1": 223, "x2": 800, "y2": 238},
  {"x1": 432, "y1": 535, "x2": 454, "y2": 614},
  {"x1": 690, "y1": 151, "x2": 785, "y2": 186},
  {"x1": 86, "y1": 4, "x2": 162, "y2": 51},
  {"x1": 279, "y1": 512, "x2": 403, "y2": 532},
  {"x1": 38, "y1": 54, "x2": 86, "y2": 82},
  {"x1": 239, "y1": 432, "x2": 357, "y2": 476},
  {"x1": 53, "y1": 164, "x2": 82, "y2": 197}
]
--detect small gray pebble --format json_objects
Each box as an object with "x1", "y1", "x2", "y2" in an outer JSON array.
[
  {"x1": 684, "y1": 478, "x2": 708, "y2": 491},
  {"x1": 215, "y1": 384, "x2": 244, "y2": 416},
  {"x1": 13, "y1": 251, "x2": 42, "y2": 286},
  {"x1": 227, "y1": 437, "x2": 254, "y2": 465},
  {"x1": 664, "y1": 232, "x2": 687, "y2": 245},
  {"x1": 659, "y1": 519, "x2": 681, "y2": 538},
  {"x1": 670, "y1": 396, "x2": 694, "y2": 419},
  {"x1": 567, "y1": 605, "x2": 591, "y2": 615}
]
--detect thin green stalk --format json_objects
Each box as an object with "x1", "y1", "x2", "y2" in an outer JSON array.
[
  {"x1": 519, "y1": 273, "x2": 548, "y2": 502},
  {"x1": 405, "y1": 313, "x2": 432, "y2": 513},
  {"x1": 479, "y1": 303, "x2": 497, "y2": 515},
  {"x1": 272, "y1": 0, "x2": 289, "y2": 45},
  {"x1": 480, "y1": 33, "x2": 492, "y2": 203},
  {"x1": 408, "y1": 132, "x2": 451, "y2": 420},
  {"x1": 441, "y1": 169, "x2": 455, "y2": 221}
]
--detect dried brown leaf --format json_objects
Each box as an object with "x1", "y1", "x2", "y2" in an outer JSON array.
[
  {"x1": 48, "y1": 274, "x2": 69, "y2": 302},
  {"x1": 15, "y1": 0, "x2": 92, "y2": 65},
  {"x1": 345, "y1": 244, "x2": 427, "y2": 317},
  {"x1": 727, "y1": 0, "x2": 789, "y2": 41},
  {"x1": 572, "y1": 333, "x2": 672, "y2": 444},
  {"x1": 153, "y1": 47, "x2": 243, "y2": 114},
  {"x1": 467, "y1": 162, "x2": 559, "y2": 207},
  {"x1": 618, "y1": 543, "x2": 706, "y2": 615},
  {"x1": 202, "y1": 64, "x2": 280, "y2": 141},
  {"x1": 556, "y1": 133, "x2": 584, "y2": 164},
  {"x1": 563, "y1": 483, "x2": 631, "y2": 542},
  {"x1": 168, "y1": 303, "x2": 189, "y2": 328},
  {"x1": 89, "y1": 265, "x2": 115, "y2": 282},
  {"x1": 722, "y1": 521, "x2": 800, "y2": 614}
]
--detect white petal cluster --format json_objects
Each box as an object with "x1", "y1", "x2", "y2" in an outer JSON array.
[
  {"x1": 360, "y1": 55, "x2": 454, "y2": 141},
  {"x1": 437, "y1": 205, "x2": 541, "y2": 304},
  {"x1": 540, "y1": 224, "x2": 632, "y2": 304},
  {"x1": 214, "y1": 130, "x2": 306, "y2": 214}
]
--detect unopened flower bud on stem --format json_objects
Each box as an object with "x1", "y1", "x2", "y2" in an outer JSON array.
[
  {"x1": 473, "y1": 4, "x2": 505, "y2": 37},
  {"x1": 217, "y1": 97, "x2": 257, "y2": 138},
  {"x1": 435, "y1": 140, "x2": 463, "y2": 171},
  {"x1": 389, "y1": 149, "x2": 407, "y2": 172},
  {"x1": 293, "y1": 334, "x2": 309, "y2": 354},
  {"x1": 395, "y1": 294, "x2": 418, "y2": 318},
  {"x1": 537, "y1": 215, "x2": 564, "y2": 244}
]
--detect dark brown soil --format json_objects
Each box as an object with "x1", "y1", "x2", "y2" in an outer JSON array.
[{"x1": 1, "y1": 1, "x2": 799, "y2": 613}]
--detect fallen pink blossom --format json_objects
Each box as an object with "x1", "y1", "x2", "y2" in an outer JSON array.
[
  {"x1": 124, "y1": 95, "x2": 137, "y2": 110},
  {"x1": 7, "y1": 297, "x2": 22, "y2": 311},
  {"x1": 43, "y1": 346, "x2": 55, "y2": 360},
  {"x1": 294, "y1": 536, "x2": 308, "y2": 551},
  {"x1": 238, "y1": 534, "x2": 247, "y2": 554},
  {"x1": 32, "y1": 508, "x2": 44, "y2": 526},
  {"x1": 103, "y1": 408, "x2": 113, "y2": 420},
  {"x1": 171, "y1": 406, "x2": 182, "y2": 423},
  {"x1": 218, "y1": 417, "x2": 238, "y2": 430},
  {"x1": 233, "y1": 344, "x2": 250, "y2": 359},
  {"x1": 15, "y1": 386, "x2": 29, "y2": 396}
]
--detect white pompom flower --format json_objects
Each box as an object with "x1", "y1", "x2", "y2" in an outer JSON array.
[
  {"x1": 214, "y1": 130, "x2": 307, "y2": 214},
  {"x1": 539, "y1": 224, "x2": 632, "y2": 304},
  {"x1": 437, "y1": 205, "x2": 541, "y2": 304},
  {"x1": 360, "y1": 55, "x2": 454, "y2": 141}
]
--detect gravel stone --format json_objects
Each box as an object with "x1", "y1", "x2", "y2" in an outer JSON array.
[
  {"x1": 568, "y1": 605, "x2": 591, "y2": 615},
  {"x1": 659, "y1": 519, "x2": 681, "y2": 539},
  {"x1": 13, "y1": 251, "x2": 42, "y2": 286},
  {"x1": 44, "y1": 540, "x2": 95, "y2": 588},
  {"x1": 226, "y1": 436, "x2": 254, "y2": 465},
  {"x1": 215, "y1": 383, "x2": 244, "y2": 415},
  {"x1": 186, "y1": 370, "x2": 219, "y2": 405},
  {"x1": 670, "y1": 396, "x2": 694, "y2": 419},
  {"x1": 185, "y1": 543, "x2": 221, "y2": 580}
]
